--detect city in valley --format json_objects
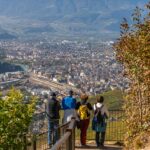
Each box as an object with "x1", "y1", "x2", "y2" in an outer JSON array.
[{"x1": 0, "y1": 39, "x2": 129, "y2": 97}]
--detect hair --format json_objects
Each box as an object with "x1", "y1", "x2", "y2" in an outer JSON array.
[
  {"x1": 80, "y1": 94, "x2": 88, "y2": 101},
  {"x1": 97, "y1": 96, "x2": 104, "y2": 103},
  {"x1": 51, "y1": 92, "x2": 56, "y2": 97},
  {"x1": 69, "y1": 90, "x2": 73, "y2": 96}
]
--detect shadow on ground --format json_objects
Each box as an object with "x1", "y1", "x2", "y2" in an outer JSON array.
[{"x1": 75, "y1": 145, "x2": 122, "y2": 150}]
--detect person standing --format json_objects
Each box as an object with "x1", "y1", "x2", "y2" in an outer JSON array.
[
  {"x1": 46, "y1": 92, "x2": 61, "y2": 147},
  {"x1": 92, "y1": 96, "x2": 109, "y2": 148},
  {"x1": 76, "y1": 94, "x2": 92, "y2": 147},
  {"x1": 62, "y1": 90, "x2": 77, "y2": 123}
]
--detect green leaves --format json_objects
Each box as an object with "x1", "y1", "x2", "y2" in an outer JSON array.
[{"x1": 0, "y1": 88, "x2": 37, "y2": 149}]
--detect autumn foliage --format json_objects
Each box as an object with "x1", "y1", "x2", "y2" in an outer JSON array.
[{"x1": 114, "y1": 2, "x2": 150, "y2": 149}]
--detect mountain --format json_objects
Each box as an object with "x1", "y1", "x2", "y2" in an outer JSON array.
[
  {"x1": 0, "y1": 0, "x2": 148, "y2": 40},
  {"x1": 0, "y1": 26, "x2": 17, "y2": 40}
]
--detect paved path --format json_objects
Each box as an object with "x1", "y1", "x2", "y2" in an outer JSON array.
[
  {"x1": 75, "y1": 141, "x2": 123, "y2": 150},
  {"x1": 75, "y1": 144, "x2": 122, "y2": 150}
]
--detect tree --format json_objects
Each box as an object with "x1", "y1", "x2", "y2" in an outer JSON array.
[
  {"x1": 114, "y1": 2, "x2": 150, "y2": 149},
  {"x1": 0, "y1": 88, "x2": 37, "y2": 149}
]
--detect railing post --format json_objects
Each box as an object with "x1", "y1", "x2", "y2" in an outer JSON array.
[
  {"x1": 72, "y1": 126, "x2": 75, "y2": 150},
  {"x1": 66, "y1": 129, "x2": 72, "y2": 150},
  {"x1": 66, "y1": 118, "x2": 76, "y2": 150},
  {"x1": 33, "y1": 135, "x2": 36, "y2": 150},
  {"x1": 51, "y1": 117, "x2": 76, "y2": 150}
]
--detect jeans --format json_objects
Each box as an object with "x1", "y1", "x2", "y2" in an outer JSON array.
[
  {"x1": 95, "y1": 131, "x2": 106, "y2": 146},
  {"x1": 48, "y1": 119, "x2": 59, "y2": 145}
]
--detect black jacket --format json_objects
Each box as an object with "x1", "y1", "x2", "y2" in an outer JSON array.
[{"x1": 47, "y1": 98, "x2": 61, "y2": 119}]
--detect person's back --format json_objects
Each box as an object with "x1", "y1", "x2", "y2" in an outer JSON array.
[
  {"x1": 47, "y1": 92, "x2": 60, "y2": 147},
  {"x1": 92, "y1": 96, "x2": 109, "y2": 148},
  {"x1": 62, "y1": 96, "x2": 76, "y2": 110},
  {"x1": 62, "y1": 90, "x2": 77, "y2": 123},
  {"x1": 47, "y1": 97, "x2": 60, "y2": 119},
  {"x1": 76, "y1": 94, "x2": 92, "y2": 146}
]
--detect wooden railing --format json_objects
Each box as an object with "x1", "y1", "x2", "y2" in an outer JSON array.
[
  {"x1": 27, "y1": 120, "x2": 71, "y2": 150},
  {"x1": 51, "y1": 118, "x2": 76, "y2": 150}
]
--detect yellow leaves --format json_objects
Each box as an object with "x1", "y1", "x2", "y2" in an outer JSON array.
[{"x1": 114, "y1": 1, "x2": 150, "y2": 149}]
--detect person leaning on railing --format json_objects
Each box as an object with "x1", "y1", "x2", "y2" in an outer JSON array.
[{"x1": 46, "y1": 92, "x2": 61, "y2": 147}]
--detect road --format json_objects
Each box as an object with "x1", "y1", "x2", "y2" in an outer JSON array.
[{"x1": 29, "y1": 74, "x2": 80, "y2": 94}]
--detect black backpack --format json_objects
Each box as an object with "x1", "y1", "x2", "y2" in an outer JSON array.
[{"x1": 94, "y1": 104, "x2": 104, "y2": 123}]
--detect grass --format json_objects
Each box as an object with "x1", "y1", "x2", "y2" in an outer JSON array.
[
  {"x1": 88, "y1": 89, "x2": 124, "y2": 110},
  {"x1": 76, "y1": 90, "x2": 125, "y2": 142}
]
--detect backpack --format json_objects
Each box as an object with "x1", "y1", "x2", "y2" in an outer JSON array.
[
  {"x1": 78, "y1": 104, "x2": 89, "y2": 120},
  {"x1": 94, "y1": 104, "x2": 104, "y2": 123}
]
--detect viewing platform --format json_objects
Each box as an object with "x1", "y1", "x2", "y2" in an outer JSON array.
[{"x1": 25, "y1": 110, "x2": 124, "y2": 150}]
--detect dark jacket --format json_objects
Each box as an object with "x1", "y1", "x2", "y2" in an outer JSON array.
[{"x1": 47, "y1": 97, "x2": 61, "y2": 119}]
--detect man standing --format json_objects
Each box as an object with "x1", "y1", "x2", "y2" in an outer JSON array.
[
  {"x1": 62, "y1": 90, "x2": 77, "y2": 123},
  {"x1": 47, "y1": 92, "x2": 61, "y2": 147}
]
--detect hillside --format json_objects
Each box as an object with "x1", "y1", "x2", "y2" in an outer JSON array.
[
  {"x1": 89, "y1": 90, "x2": 123, "y2": 110},
  {"x1": 0, "y1": 0, "x2": 147, "y2": 40}
]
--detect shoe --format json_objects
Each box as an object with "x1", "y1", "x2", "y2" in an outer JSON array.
[
  {"x1": 99, "y1": 144, "x2": 105, "y2": 149},
  {"x1": 96, "y1": 142, "x2": 100, "y2": 147},
  {"x1": 81, "y1": 144, "x2": 89, "y2": 148},
  {"x1": 48, "y1": 144, "x2": 52, "y2": 148}
]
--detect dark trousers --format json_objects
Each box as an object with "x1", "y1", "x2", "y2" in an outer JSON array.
[
  {"x1": 48, "y1": 119, "x2": 59, "y2": 145},
  {"x1": 80, "y1": 119, "x2": 90, "y2": 145},
  {"x1": 95, "y1": 131, "x2": 106, "y2": 146}
]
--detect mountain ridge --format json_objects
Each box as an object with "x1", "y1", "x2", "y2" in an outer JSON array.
[{"x1": 0, "y1": 0, "x2": 147, "y2": 40}]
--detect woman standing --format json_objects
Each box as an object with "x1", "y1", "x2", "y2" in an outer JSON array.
[
  {"x1": 92, "y1": 96, "x2": 109, "y2": 148},
  {"x1": 76, "y1": 94, "x2": 92, "y2": 147}
]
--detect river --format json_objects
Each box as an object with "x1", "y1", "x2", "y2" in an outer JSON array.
[{"x1": 0, "y1": 61, "x2": 25, "y2": 74}]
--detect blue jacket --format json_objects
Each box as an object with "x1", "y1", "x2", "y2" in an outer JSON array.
[{"x1": 62, "y1": 96, "x2": 76, "y2": 110}]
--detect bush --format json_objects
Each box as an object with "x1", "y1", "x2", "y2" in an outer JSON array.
[
  {"x1": 0, "y1": 88, "x2": 37, "y2": 149},
  {"x1": 114, "y1": 2, "x2": 150, "y2": 149}
]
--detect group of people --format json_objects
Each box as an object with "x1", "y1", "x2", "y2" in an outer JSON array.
[{"x1": 46, "y1": 90, "x2": 109, "y2": 148}]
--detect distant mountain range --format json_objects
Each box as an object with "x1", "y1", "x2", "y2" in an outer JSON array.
[{"x1": 0, "y1": 0, "x2": 148, "y2": 40}]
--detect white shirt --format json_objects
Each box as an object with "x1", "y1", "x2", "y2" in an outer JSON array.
[{"x1": 93, "y1": 103, "x2": 109, "y2": 117}]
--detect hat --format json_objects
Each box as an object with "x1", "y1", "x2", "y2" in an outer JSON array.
[
  {"x1": 80, "y1": 94, "x2": 88, "y2": 101},
  {"x1": 51, "y1": 92, "x2": 56, "y2": 97}
]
